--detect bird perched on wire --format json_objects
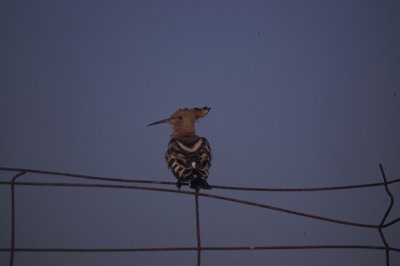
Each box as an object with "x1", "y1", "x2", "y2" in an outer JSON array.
[{"x1": 147, "y1": 107, "x2": 212, "y2": 191}]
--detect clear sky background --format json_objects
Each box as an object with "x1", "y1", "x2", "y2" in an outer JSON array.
[{"x1": 1, "y1": 0, "x2": 399, "y2": 265}]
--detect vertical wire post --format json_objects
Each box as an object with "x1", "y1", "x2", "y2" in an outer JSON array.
[
  {"x1": 9, "y1": 172, "x2": 26, "y2": 266},
  {"x1": 195, "y1": 193, "x2": 201, "y2": 266},
  {"x1": 378, "y1": 163, "x2": 394, "y2": 266}
]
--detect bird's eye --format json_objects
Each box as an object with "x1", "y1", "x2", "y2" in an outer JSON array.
[{"x1": 178, "y1": 116, "x2": 183, "y2": 120}]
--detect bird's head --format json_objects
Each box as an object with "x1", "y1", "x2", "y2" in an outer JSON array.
[{"x1": 147, "y1": 107, "x2": 211, "y2": 139}]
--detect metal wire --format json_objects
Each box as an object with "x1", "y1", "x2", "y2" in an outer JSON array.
[
  {"x1": 1, "y1": 245, "x2": 399, "y2": 252},
  {"x1": 378, "y1": 164, "x2": 395, "y2": 266},
  {"x1": 1, "y1": 166, "x2": 399, "y2": 192},
  {"x1": 9, "y1": 171, "x2": 26, "y2": 266},
  {"x1": 195, "y1": 193, "x2": 201, "y2": 266},
  {"x1": 0, "y1": 165, "x2": 399, "y2": 266},
  {"x1": 0, "y1": 180, "x2": 389, "y2": 228}
]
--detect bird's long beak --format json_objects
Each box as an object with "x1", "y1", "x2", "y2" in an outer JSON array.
[{"x1": 147, "y1": 118, "x2": 171, "y2": 126}]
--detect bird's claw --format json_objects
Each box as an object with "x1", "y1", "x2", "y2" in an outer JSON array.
[{"x1": 176, "y1": 181, "x2": 182, "y2": 190}]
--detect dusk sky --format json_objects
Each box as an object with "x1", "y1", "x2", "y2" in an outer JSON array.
[{"x1": 1, "y1": 1, "x2": 399, "y2": 265}]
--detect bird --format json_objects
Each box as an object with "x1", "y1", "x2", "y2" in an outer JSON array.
[{"x1": 147, "y1": 107, "x2": 212, "y2": 191}]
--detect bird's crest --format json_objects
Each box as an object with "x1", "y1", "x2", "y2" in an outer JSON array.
[
  {"x1": 171, "y1": 107, "x2": 210, "y2": 122},
  {"x1": 148, "y1": 107, "x2": 211, "y2": 139}
]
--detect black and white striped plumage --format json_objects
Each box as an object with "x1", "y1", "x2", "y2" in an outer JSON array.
[
  {"x1": 147, "y1": 106, "x2": 212, "y2": 190},
  {"x1": 165, "y1": 136, "x2": 212, "y2": 190}
]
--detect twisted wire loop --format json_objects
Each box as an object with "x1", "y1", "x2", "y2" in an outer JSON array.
[
  {"x1": 0, "y1": 166, "x2": 399, "y2": 266},
  {"x1": 378, "y1": 164, "x2": 395, "y2": 266}
]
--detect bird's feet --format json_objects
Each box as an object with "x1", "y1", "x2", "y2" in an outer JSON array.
[
  {"x1": 189, "y1": 178, "x2": 212, "y2": 191},
  {"x1": 176, "y1": 181, "x2": 189, "y2": 190},
  {"x1": 176, "y1": 180, "x2": 183, "y2": 190}
]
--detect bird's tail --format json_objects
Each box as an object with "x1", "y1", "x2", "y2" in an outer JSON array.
[{"x1": 189, "y1": 177, "x2": 211, "y2": 191}]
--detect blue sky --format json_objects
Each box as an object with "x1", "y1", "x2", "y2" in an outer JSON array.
[{"x1": 1, "y1": 1, "x2": 399, "y2": 265}]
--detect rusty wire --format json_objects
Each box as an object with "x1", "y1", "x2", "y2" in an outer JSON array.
[
  {"x1": 0, "y1": 180, "x2": 397, "y2": 228},
  {"x1": 0, "y1": 165, "x2": 399, "y2": 266},
  {"x1": 1, "y1": 245, "x2": 399, "y2": 252},
  {"x1": 1, "y1": 166, "x2": 399, "y2": 192}
]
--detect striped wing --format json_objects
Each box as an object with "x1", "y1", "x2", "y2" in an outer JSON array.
[{"x1": 165, "y1": 137, "x2": 211, "y2": 182}]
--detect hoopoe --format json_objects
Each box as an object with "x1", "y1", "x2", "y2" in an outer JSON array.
[{"x1": 147, "y1": 107, "x2": 212, "y2": 191}]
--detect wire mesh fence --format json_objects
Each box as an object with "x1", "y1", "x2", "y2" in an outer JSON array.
[{"x1": 0, "y1": 164, "x2": 399, "y2": 266}]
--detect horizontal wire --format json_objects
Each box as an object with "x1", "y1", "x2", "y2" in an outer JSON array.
[
  {"x1": 2, "y1": 166, "x2": 400, "y2": 266},
  {"x1": 0, "y1": 166, "x2": 399, "y2": 192},
  {"x1": 0, "y1": 180, "x2": 385, "y2": 228},
  {"x1": 0, "y1": 245, "x2": 399, "y2": 253}
]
